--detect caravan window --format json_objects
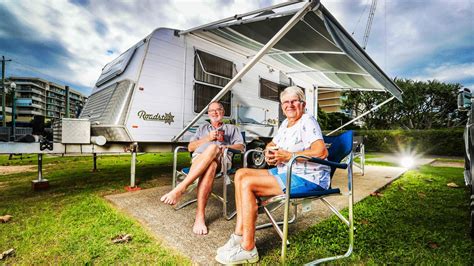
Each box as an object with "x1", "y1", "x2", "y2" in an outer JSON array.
[
  {"x1": 194, "y1": 50, "x2": 233, "y2": 86},
  {"x1": 194, "y1": 83, "x2": 231, "y2": 114},
  {"x1": 259, "y1": 78, "x2": 286, "y2": 102},
  {"x1": 193, "y1": 50, "x2": 233, "y2": 114}
]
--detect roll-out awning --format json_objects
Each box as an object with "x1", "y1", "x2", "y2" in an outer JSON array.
[{"x1": 183, "y1": 0, "x2": 402, "y2": 101}]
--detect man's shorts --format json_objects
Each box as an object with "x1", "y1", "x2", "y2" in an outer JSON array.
[
  {"x1": 268, "y1": 167, "x2": 325, "y2": 194},
  {"x1": 192, "y1": 151, "x2": 233, "y2": 170}
]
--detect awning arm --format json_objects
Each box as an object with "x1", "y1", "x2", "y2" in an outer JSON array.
[
  {"x1": 179, "y1": 0, "x2": 304, "y2": 35},
  {"x1": 171, "y1": 0, "x2": 320, "y2": 142},
  {"x1": 327, "y1": 95, "x2": 395, "y2": 136}
]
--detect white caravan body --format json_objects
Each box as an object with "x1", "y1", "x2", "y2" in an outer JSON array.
[{"x1": 81, "y1": 28, "x2": 297, "y2": 143}]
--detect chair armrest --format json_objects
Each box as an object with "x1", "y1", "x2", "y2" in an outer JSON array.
[
  {"x1": 172, "y1": 146, "x2": 189, "y2": 188},
  {"x1": 225, "y1": 147, "x2": 242, "y2": 155},
  {"x1": 306, "y1": 156, "x2": 348, "y2": 169}
]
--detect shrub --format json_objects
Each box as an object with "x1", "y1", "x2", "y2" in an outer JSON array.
[{"x1": 354, "y1": 129, "x2": 464, "y2": 156}]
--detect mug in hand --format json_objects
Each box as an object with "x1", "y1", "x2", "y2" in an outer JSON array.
[
  {"x1": 266, "y1": 146, "x2": 278, "y2": 165},
  {"x1": 267, "y1": 146, "x2": 279, "y2": 154},
  {"x1": 216, "y1": 130, "x2": 225, "y2": 142}
]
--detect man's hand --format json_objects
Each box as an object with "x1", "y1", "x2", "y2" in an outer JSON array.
[{"x1": 207, "y1": 130, "x2": 218, "y2": 141}]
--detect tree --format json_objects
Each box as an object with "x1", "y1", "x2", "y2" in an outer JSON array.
[
  {"x1": 317, "y1": 107, "x2": 359, "y2": 131},
  {"x1": 342, "y1": 79, "x2": 466, "y2": 129}
]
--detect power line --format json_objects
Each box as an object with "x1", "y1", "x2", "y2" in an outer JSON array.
[
  {"x1": 351, "y1": 0, "x2": 371, "y2": 37},
  {"x1": 9, "y1": 59, "x2": 78, "y2": 89}
]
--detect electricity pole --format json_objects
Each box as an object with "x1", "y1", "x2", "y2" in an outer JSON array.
[{"x1": 1, "y1": 56, "x2": 12, "y2": 127}]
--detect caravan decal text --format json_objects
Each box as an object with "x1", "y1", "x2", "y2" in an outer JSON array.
[{"x1": 137, "y1": 110, "x2": 175, "y2": 125}]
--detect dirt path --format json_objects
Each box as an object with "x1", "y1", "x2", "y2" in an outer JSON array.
[
  {"x1": 0, "y1": 165, "x2": 36, "y2": 175},
  {"x1": 430, "y1": 161, "x2": 464, "y2": 168}
]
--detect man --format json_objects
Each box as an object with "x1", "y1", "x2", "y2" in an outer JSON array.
[{"x1": 161, "y1": 101, "x2": 245, "y2": 235}]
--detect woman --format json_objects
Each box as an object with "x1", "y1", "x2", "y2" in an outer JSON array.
[{"x1": 215, "y1": 86, "x2": 331, "y2": 264}]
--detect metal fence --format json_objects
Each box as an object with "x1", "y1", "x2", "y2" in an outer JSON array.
[
  {"x1": 0, "y1": 127, "x2": 10, "y2": 142},
  {"x1": 0, "y1": 127, "x2": 33, "y2": 141}
]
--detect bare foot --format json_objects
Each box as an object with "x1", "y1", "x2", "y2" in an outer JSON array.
[
  {"x1": 160, "y1": 189, "x2": 183, "y2": 205},
  {"x1": 193, "y1": 217, "x2": 208, "y2": 235}
]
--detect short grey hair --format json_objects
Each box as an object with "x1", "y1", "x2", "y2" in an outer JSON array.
[
  {"x1": 209, "y1": 101, "x2": 224, "y2": 109},
  {"x1": 280, "y1": 86, "x2": 305, "y2": 102}
]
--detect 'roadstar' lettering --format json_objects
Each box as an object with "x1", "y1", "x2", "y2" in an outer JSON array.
[{"x1": 137, "y1": 110, "x2": 175, "y2": 125}]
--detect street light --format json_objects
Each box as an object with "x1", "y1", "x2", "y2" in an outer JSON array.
[{"x1": 10, "y1": 82, "x2": 16, "y2": 141}]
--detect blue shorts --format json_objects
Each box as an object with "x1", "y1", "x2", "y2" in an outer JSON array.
[{"x1": 268, "y1": 168, "x2": 325, "y2": 194}]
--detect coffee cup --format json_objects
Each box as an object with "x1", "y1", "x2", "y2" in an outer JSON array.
[
  {"x1": 267, "y1": 146, "x2": 279, "y2": 154},
  {"x1": 216, "y1": 130, "x2": 224, "y2": 142}
]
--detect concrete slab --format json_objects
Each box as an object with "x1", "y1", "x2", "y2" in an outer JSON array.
[{"x1": 105, "y1": 165, "x2": 407, "y2": 265}]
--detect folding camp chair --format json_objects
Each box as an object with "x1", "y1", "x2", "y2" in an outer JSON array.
[
  {"x1": 244, "y1": 130, "x2": 354, "y2": 264},
  {"x1": 353, "y1": 135, "x2": 365, "y2": 175},
  {"x1": 171, "y1": 146, "x2": 241, "y2": 220}
]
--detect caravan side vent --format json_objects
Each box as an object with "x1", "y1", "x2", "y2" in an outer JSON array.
[{"x1": 80, "y1": 80, "x2": 134, "y2": 125}]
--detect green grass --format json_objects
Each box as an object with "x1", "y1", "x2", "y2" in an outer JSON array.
[
  {"x1": 434, "y1": 158, "x2": 465, "y2": 163},
  {"x1": 0, "y1": 153, "x2": 192, "y2": 264},
  {"x1": 261, "y1": 165, "x2": 474, "y2": 264},
  {"x1": 1, "y1": 153, "x2": 472, "y2": 264},
  {"x1": 354, "y1": 153, "x2": 398, "y2": 167}
]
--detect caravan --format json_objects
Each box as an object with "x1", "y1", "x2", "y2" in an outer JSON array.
[{"x1": 0, "y1": 0, "x2": 403, "y2": 185}]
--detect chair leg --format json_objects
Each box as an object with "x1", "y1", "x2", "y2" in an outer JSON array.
[
  {"x1": 305, "y1": 155, "x2": 355, "y2": 265},
  {"x1": 320, "y1": 198, "x2": 349, "y2": 227},
  {"x1": 256, "y1": 203, "x2": 297, "y2": 243}
]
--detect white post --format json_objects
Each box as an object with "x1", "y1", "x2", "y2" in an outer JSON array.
[
  {"x1": 314, "y1": 85, "x2": 319, "y2": 119},
  {"x1": 130, "y1": 143, "x2": 138, "y2": 188}
]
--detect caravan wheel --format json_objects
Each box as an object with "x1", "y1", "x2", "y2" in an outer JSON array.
[
  {"x1": 249, "y1": 147, "x2": 267, "y2": 169},
  {"x1": 246, "y1": 140, "x2": 268, "y2": 169}
]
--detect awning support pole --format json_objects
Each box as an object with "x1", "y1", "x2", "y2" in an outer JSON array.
[
  {"x1": 327, "y1": 95, "x2": 395, "y2": 136},
  {"x1": 314, "y1": 85, "x2": 319, "y2": 119},
  {"x1": 172, "y1": 0, "x2": 319, "y2": 142}
]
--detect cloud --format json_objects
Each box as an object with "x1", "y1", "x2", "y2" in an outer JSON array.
[
  {"x1": 322, "y1": 0, "x2": 474, "y2": 89},
  {"x1": 411, "y1": 62, "x2": 474, "y2": 85},
  {"x1": 0, "y1": 0, "x2": 472, "y2": 96}
]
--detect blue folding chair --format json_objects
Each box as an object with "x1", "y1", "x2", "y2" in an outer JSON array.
[
  {"x1": 171, "y1": 146, "x2": 241, "y2": 220},
  {"x1": 245, "y1": 130, "x2": 354, "y2": 264}
]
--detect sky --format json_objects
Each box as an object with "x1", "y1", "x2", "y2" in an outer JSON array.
[{"x1": 0, "y1": 0, "x2": 473, "y2": 96}]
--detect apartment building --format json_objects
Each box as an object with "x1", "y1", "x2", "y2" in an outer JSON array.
[{"x1": 7, "y1": 77, "x2": 87, "y2": 122}]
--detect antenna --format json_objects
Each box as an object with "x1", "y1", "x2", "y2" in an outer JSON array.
[{"x1": 363, "y1": 0, "x2": 377, "y2": 50}]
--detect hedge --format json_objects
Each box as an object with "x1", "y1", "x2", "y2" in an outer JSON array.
[{"x1": 353, "y1": 129, "x2": 465, "y2": 157}]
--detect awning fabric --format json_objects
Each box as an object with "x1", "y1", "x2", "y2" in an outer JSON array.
[{"x1": 185, "y1": 2, "x2": 403, "y2": 102}]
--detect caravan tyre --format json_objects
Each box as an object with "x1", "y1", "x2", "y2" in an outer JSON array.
[
  {"x1": 246, "y1": 140, "x2": 267, "y2": 169},
  {"x1": 248, "y1": 147, "x2": 267, "y2": 169}
]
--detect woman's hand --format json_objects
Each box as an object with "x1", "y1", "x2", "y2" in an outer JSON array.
[
  {"x1": 265, "y1": 148, "x2": 277, "y2": 166},
  {"x1": 265, "y1": 148, "x2": 292, "y2": 165},
  {"x1": 273, "y1": 149, "x2": 292, "y2": 164}
]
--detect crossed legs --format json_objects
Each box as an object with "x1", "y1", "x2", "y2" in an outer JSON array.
[{"x1": 161, "y1": 144, "x2": 221, "y2": 235}]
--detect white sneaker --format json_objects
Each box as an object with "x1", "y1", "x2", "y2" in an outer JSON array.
[
  {"x1": 217, "y1": 233, "x2": 242, "y2": 254},
  {"x1": 215, "y1": 245, "x2": 259, "y2": 265}
]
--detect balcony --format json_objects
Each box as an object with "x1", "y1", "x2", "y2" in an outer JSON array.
[
  {"x1": 31, "y1": 96, "x2": 45, "y2": 103},
  {"x1": 17, "y1": 109, "x2": 43, "y2": 116}
]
